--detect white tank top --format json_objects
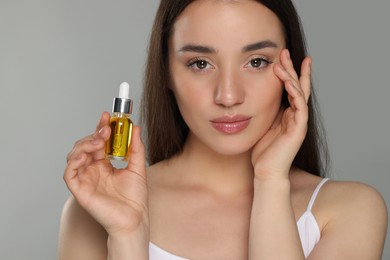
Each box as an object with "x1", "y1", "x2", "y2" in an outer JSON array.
[{"x1": 149, "y1": 178, "x2": 330, "y2": 259}]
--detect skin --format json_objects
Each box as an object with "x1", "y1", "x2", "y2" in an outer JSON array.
[{"x1": 59, "y1": 1, "x2": 387, "y2": 259}]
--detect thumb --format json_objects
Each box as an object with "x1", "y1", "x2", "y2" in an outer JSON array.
[{"x1": 126, "y1": 125, "x2": 147, "y2": 177}]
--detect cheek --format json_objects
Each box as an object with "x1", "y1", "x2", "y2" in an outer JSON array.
[
  {"x1": 170, "y1": 66, "x2": 215, "y2": 111},
  {"x1": 172, "y1": 78, "x2": 208, "y2": 110},
  {"x1": 266, "y1": 78, "x2": 283, "y2": 108},
  {"x1": 170, "y1": 78, "x2": 209, "y2": 126},
  {"x1": 247, "y1": 70, "x2": 283, "y2": 109}
]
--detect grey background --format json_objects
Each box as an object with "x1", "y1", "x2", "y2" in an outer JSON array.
[{"x1": 0, "y1": 0, "x2": 388, "y2": 259}]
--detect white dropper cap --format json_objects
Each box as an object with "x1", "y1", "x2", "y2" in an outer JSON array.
[
  {"x1": 112, "y1": 82, "x2": 133, "y2": 114},
  {"x1": 119, "y1": 82, "x2": 130, "y2": 99}
]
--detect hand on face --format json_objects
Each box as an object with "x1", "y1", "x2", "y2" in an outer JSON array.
[
  {"x1": 63, "y1": 112, "x2": 148, "y2": 236},
  {"x1": 251, "y1": 49, "x2": 311, "y2": 180}
]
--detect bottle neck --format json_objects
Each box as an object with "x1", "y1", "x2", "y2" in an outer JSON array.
[
  {"x1": 112, "y1": 112, "x2": 130, "y2": 118},
  {"x1": 112, "y1": 97, "x2": 133, "y2": 114}
]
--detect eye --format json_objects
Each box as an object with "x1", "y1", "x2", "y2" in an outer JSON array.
[
  {"x1": 187, "y1": 58, "x2": 213, "y2": 71},
  {"x1": 245, "y1": 57, "x2": 271, "y2": 70}
]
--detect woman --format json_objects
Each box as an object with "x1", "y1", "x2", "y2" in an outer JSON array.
[{"x1": 59, "y1": 0, "x2": 387, "y2": 259}]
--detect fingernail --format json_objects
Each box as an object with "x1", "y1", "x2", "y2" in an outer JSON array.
[
  {"x1": 98, "y1": 127, "x2": 105, "y2": 134},
  {"x1": 286, "y1": 49, "x2": 291, "y2": 59}
]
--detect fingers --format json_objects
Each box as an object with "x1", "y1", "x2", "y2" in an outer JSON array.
[
  {"x1": 273, "y1": 49, "x2": 312, "y2": 106},
  {"x1": 96, "y1": 111, "x2": 110, "y2": 132},
  {"x1": 272, "y1": 49, "x2": 311, "y2": 132},
  {"x1": 66, "y1": 125, "x2": 110, "y2": 163},
  {"x1": 67, "y1": 113, "x2": 111, "y2": 161},
  {"x1": 280, "y1": 49, "x2": 299, "y2": 82},
  {"x1": 299, "y1": 57, "x2": 312, "y2": 103},
  {"x1": 65, "y1": 112, "x2": 111, "y2": 188},
  {"x1": 64, "y1": 112, "x2": 112, "y2": 193},
  {"x1": 63, "y1": 153, "x2": 87, "y2": 192},
  {"x1": 64, "y1": 127, "x2": 108, "y2": 189},
  {"x1": 126, "y1": 125, "x2": 146, "y2": 179}
]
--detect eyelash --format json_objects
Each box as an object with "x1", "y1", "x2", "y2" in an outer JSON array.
[
  {"x1": 186, "y1": 57, "x2": 213, "y2": 72},
  {"x1": 186, "y1": 56, "x2": 273, "y2": 72},
  {"x1": 245, "y1": 57, "x2": 272, "y2": 70}
]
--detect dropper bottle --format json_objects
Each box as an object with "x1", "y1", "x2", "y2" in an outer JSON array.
[{"x1": 105, "y1": 82, "x2": 133, "y2": 161}]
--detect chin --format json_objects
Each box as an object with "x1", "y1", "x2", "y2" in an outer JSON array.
[{"x1": 208, "y1": 139, "x2": 255, "y2": 156}]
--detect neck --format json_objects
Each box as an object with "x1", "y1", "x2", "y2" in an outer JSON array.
[{"x1": 172, "y1": 133, "x2": 254, "y2": 195}]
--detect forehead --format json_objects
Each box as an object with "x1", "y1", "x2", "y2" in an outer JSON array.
[{"x1": 171, "y1": 0, "x2": 285, "y2": 49}]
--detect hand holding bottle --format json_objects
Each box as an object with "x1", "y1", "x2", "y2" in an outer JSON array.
[{"x1": 63, "y1": 112, "x2": 149, "y2": 238}]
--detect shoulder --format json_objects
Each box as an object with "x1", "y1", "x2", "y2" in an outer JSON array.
[
  {"x1": 58, "y1": 196, "x2": 108, "y2": 260},
  {"x1": 291, "y1": 170, "x2": 387, "y2": 221},
  {"x1": 319, "y1": 180, "x2": 387, "y2": 223},
  {"x1": 291, "y1": 169, "x2": 387, "y2": 258},
  {"x1": 314, "y1": 179, "x2": 388, "y2": 258}
]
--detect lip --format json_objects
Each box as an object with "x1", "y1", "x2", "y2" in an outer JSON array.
[{"x1": 210, "y1": 115, "x2": 251, "y2": 134}]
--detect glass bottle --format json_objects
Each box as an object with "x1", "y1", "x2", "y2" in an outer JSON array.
[{"x1": 105, "y1": 82, "x2": 133, "y2": 161}]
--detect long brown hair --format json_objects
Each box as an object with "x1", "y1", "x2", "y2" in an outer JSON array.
[{"x1": 141, "y1": 0, "x2": 329, "y2": 177}]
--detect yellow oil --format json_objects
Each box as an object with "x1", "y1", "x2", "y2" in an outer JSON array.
[{"x1": 105, "y1": 114, "x2": 133, "y2": 160}]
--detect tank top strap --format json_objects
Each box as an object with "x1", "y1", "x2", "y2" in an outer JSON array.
[{"x1": 306, "y1": 178, "x2": 330, "y2": 211}]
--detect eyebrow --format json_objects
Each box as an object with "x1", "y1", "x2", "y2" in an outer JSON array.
[
  {"x1": 178, "y1": 44, "x2": 216, "y2": 53},
  {"x1": 178, "y1": 40, "x2": 278, "y2": 54},
  {"x1": 242, "y1": 40, "x2": 278, "y2": 52}
]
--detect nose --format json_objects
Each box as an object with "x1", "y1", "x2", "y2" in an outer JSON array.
[{"x1": 214, "y1": 69, "x2": 244, "y2": 107}]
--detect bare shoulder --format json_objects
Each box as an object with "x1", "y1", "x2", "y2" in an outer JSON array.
[
  {"x1": 312, "y1": 178, "x2": 388, "y2": 259},
  {"x1": 58, "y1": 196, "x2": 108, "y2": 260},
  {"x1": 318, "y1": 179, "x2": 387, "y2": 223},
  {"x1": 291, "y1": 170, "x2": 387, "y2": 221}
]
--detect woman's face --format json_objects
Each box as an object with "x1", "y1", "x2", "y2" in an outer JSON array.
[{"x1": 169, "y1": 0, "x2": 286, "y2": 155}]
